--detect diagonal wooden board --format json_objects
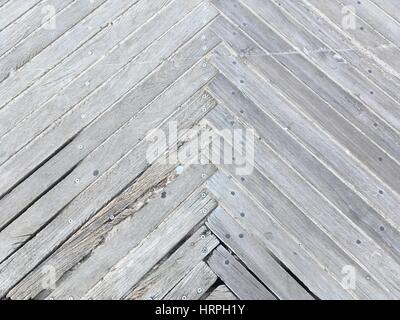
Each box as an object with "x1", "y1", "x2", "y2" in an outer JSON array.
[{"x1": 0, "y1": 0, "x2": 400, "y2": 300}]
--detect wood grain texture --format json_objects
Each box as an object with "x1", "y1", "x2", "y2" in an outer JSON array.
[
  {"x1": 207, "y1": 245, "x2": 276, "y2": 300},
  {"x1": 1, "y1": 0, "x2": 399, "y2": 300}
]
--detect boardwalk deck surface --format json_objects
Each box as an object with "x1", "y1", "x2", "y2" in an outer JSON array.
[{"x1": 0, "y1": 0, "x2": 399, "y2": 300}]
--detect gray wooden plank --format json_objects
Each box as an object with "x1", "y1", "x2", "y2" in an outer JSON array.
[
  {"x1": 0, "y1": 0, "x2": 174, "y2": 147},
  {"x1": 128, "y1": 226, "x2": 219, "y2": 300},
  {"x1": 208, "y1": 74, "x2": 400, "y2": 263},
  {"x1": 207, "y1": 245, "x2": 276, "y2": 300},
  {"x1": 0, "y1": 0, "x2": 161, "y2": 116},
  {"x1": 0, "y1": 55, "x2": 217, "y2": 233},
  {"x1": 0, "y1": 0, "x2": 75, "y2": 57},
  {"x1": 338, "y1": 0, "x2": 400, "y2": 48},
  {"x1": 164, "y1": 261, "x2": 218, "y2": 300},
  {"x1": 206, "y1": 171, "x2": 355, "y2": 299},
  {"x1": 83, "y1": 189, "x2": 217, "y2": 300},
  {"x1": 370, "y1": 0, "x2": 400, "y2": 23},
  {"x1": 0, "y1": 0, "x2": 41, "y2": 32},
  {"x1": 207, "y1": 104, "x2": 400, "y2": 298},
  {"x1": 0, "y1": 20, "x2": 219, "y2": 204},
  {"x1": 206, "y1": 285, "x2": 237, "y2": 300},
  {"x1": 0, "y1": 92, "x2": 217, "y2": 297},
  {"x1": 212, "y1": 0, "x2": 400, "y2": 181},
  {"x1": 206, "y1": 207, "x2": 313, "y2": 300},
  {"x1": 47, "y1": 165, "x2": 216, "y2": 300},
  {"x1": 0, "y1": 0, "x2": 11, "y2": 10},
  {"x1": 0, "y1": 55, "x2": 217, "y2": 262},
  {"x1": 7, "y1": 160, "x2": 178, "y2": 300},
  {"x1": 209, "y1": 44, "x2": 400, "y2": 234},
  {"x1": 269, "y1": 0, "x2": 400, "y2": 127},
  {"x1": 209, "y1": 11, "x2": 400, "y2": 168},
  {"x1": 303, "y1": 0, "x2": 400, "y2": 77},
  {"x1": 0, "y1": 0, "x2": 111, "y2": 82}
]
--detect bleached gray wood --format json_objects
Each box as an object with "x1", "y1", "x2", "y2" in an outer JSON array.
[
  {"x1": 370, "y1": 0, "x2": 400, "y2": 23},
  {"x1": 0, "y1": 57, "x2": 217, "y2": 232},
  {"x1": 83, "y1": 189, "x2": 217, "y2": 300},
  {"x1": 0, "y1": 93, "x2": 217, "y2": 297},
  {"x1": 212, "y1": 1, "x2": 400, "y2": 188},
  {"x1": 338, "y1": 0, "x2": 400, "y2": 48},
  {"x1": 206, "y1": 285, "x2": 237, "y2": 300},
  {"x1": 208, "y1": 75, "x2": 400, "y2": 263},
  {"x1": 239, "y1": 0, "x2": 400, "y2": 131},
  {"x1": 0, "y1": 0, "x2": 203, "y2": 162},
  {"x1": 303, "y1": 0, "x2": 400, "y2": 76},
  {"x1": 0, "y1": 0, "x2": 111, "y2": 82},
  {"x1": 0, "y1": 0, "x2": 41, "y2": 32},
  {"x1": 209, "y1": 12, "x2": 400, "y2": 167},
  {"x1": 7, "y1": 159, "x2": 178, "y2": 300},
  {"x1": 209, "y1": 44, "x2": 400, "y2": 234},
  {"x1": 275, "y1": 0, "x2": 400, "y2": 106},
  {"x1": 206, "y1": 111, "x2": 395, "y2": 299},
  {"x1": 238, "y1": 0, "x2": 400, "y2": 134},
  {"x1": 0, "y1": 0, "x2": 11, "y2": 10},
  {"x1": 0, "y1": 55, "x2": 216, "y2": 260},
  {"x1": 47, "y1": 164, "x2": 216, "y2": 300},
  {"x1": 0, "y1": 3, "x2": 205, "y2": 150},
  {"x1": 164, "y1": 262, "x2": 218, "y2": 300},
  {"x1": 0, "y1": 0, "x2": 161, "y2": 115},
  {"x1": 207, "y1": 207, "x2": 313, "y2": 300},
  {"x1": 129, "y1": 226, "x2": 219, "y2": 300},
  {"x1": 206, "y1": 171, "x2": 355, "y2": 300},
  {"x1": 0, "y1": 0, "x2": 75, "y2": 57},
  {"x1": 1, "y1": 0, "x2": 399, "y2": 302},
  {"x1": 0, "y1": 24, "x2": 219, "y2": 206},
  {"x1": 207, "y1": 245, "x2": 275, "y2": 300},
  {"x1": 207, "y1": 105, "x2": 400, "y2": 298}
]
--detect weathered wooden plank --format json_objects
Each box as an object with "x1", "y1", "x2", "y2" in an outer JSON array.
[
  {"x1": 0, "y1": 0, "x2": 168, "y2": 124},
  {"x1": 212, "y1": 1, "x2": 400, "y2": 183},
  {"x1": 0, "y1": 55, "x2": 216, "y2": 260},
  {"x1": 0, "y1": 0, "x2": 194, "y2": 155},
  {"x1": 0, "y1": 0, "x2": 111, "y2": 82},
  {"x1": 207, "y1": 104, "x2": 400, "y2": 298},
  {"x1": 0, "y1": 23, "x2": 219, "y2": 205},
  {"x1": 7, "y1": 160, "x2": 178, "y2": 300},
  {"x1": 338, "y1": 0, "x2": 400, "y2": 48},
  {"x1": 207, "y1": 110, "x2": 397, "y2": 298},
  {"x1": 277, "y1": 0, "x2": 400, "y2": 105},
  {"x1": 207, "y1": 245, "x2": 275, "y2": 300},
  {"x1": 0, "y1": 0, "x2": 75, "y2": 57},
  {"x1": 370, "y1": 0, "x2": 400, "y2": 22},
  {"x1": 208, "y1": 75, "x2": 400, "y2": 263},
  {"x1": 266, "y1": 0, "x2": 400, "y2": 129},
  {"x1": 0, "y1": 92, "x2": 217, "y2": 297},
  {"x1": 0, "y1": 0, "x2": 41, "y2": 32},
  {"x1": 83, "y1": 189, "x2": 217, "y2": 300},
  {"x1": 164, "y1": 262, "x2": 218, "y2": 300},
  {"x1": 128, "y1": 226, "x2": 219, "y2": 300},
  {"x1": 47, "y1": 165, "x2": 216, "y2": 300},
  {"x1": 206, "y1": 171, "x2": 355, "y2": 300},
  {"x1": 0, "y1": 0, "x2": 11, "y2": 10},
  {"x1": 209, "y1": 12, "x2": 400, "y2": 167},
  {"x1": 0, "y1": 56, "x2": 217, "y2": 233},
  {"x1": 207, "y1": 207, "x2": 313, "y2": 300},
  {"x1": 303, "y1": 0, "x2": 400, "y2": 77},
  {"x1": 209, "y1": 44, "x2": 400, "y2": 234},
  {"x1": 206, "y1": 285, "x2": 237, "y2": 300}
]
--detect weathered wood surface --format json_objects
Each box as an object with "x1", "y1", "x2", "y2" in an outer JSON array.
[
  {"x1": 207, "y1": 245, "x2": 276, "y2": 300},
  {"x1": 206, "y1": 285, "x2": 237, "y2": 300},
  {"x1": 207, "y1": 207, "x2": 314, "y2": 300},
  {"x1": 0, "y1": 0, "x2": 399, "y2": 300},
  {"x1": 128, "y1": 226, "x2": 219, "y2": 300}
]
